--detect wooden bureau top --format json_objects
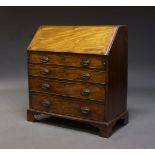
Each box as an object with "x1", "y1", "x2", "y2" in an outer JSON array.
[{"x1": 28, "y1": 25, "x2": 119, "y2": 55}]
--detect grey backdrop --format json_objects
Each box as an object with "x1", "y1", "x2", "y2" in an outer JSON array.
[{"x1": 0, "y1": 7, "x2": 154, "y2": 149}]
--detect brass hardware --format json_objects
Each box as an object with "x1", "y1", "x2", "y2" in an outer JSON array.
[
  {"x1": 81, "y1": 89, "x2": 90, "y2": 96},
  {"x1": 41, "y1": 100, "x2": 51, "y2": 108},
  {"x1": 40, "y1": 68, "x2": 49, "y2": 75},
  {"x1": 40, "y1": 56, "x2": 49, "y2": 63},
  {"x1": 80, "y1": 59, "x2": 90, "y2": 67},
  {"x1": 102, "y1": 60, "x2": 106, "y2": 66},
  {"x1": 81, "y1": 73, "x2": 90, "y2": 80},
  {"x1": 103, "y1": 62, "x2": 106, "y2": 65},
  {"x1": 80, "y1": 107, "x2": 90, "y2": 115},
  {"x1": 42, "y1": 83, "x2": 50, "y2": 90}
]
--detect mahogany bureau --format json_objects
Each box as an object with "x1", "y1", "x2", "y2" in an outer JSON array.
[{"x1": 27, "y1": 25, "x2": 128, "y2": 138}]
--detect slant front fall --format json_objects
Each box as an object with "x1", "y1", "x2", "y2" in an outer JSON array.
[{"x1": 28, "y1": 26, "x2": 117, "y2": 55}]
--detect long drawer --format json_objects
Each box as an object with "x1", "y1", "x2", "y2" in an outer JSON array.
[
  {"x1": 29, "y1": 64, "x2": 107, "y2": 84},
  {"x1": 28, "y1": 52, "x2": 107, "y2": 70},
  {"x1": 29, "y1": 77, "x2": 105, "y2": 102},
  {"x1": 30, "y1": 93, "x2": 105, "y2": 121}
]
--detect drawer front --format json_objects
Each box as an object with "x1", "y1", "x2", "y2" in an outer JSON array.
[
  {"x1": 29, "y1": 52, "x2": 107, "y2": 69},
  {"x1": 30, "y1": 93, "x2": 105, "y2": 121},
  {"x1": 29, "y1": 64, "x2": 107, "y2": 84},
  {"x1": 29, "y1": 78, "x2": 105, "y2": 102}
]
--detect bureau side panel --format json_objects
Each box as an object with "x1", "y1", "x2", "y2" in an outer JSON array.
[{"x1": 106, "y1": 26, "x2": 128, "y2": 121}]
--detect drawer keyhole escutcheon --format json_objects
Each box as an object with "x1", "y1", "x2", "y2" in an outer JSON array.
[
  {"x1": 81, "y1": 89, "x2": 90, "y2": 96},
  {"x1": 81, "y1": 73, "x2": 90, "y2": 80},
  {"x1": 80, "y1": 107, "x2": 91, "y2": 115},
  {"x1": 80, "y1": 59, "x2": 90, "y2": 67},
  {"x1": 42, "y1": 83, "x2": 50, "y2": 90},
  {"x1": 40, "y1": 68, "x2": 49, "y2": 75},
  {"x1": 40, "y1": 56, "x2": 49, "y2": 63}
]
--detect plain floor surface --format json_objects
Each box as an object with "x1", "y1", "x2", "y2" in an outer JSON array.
[{"x1": 0, "y1": 77, "x2": 154, "y2": 149}]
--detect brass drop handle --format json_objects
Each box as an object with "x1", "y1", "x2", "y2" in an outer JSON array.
[
  {"x1": 41, "y1": 100, "x2": 51, "y2": 108},
  {"x1": 42, "y1": 83, "x2": 50, "y2": 90},
  {"x1": 81, "y1": 73, "x2": 90, "y2": 80},
  {"x1": 80, "y1": 107, "x2": 91, "y2": 115},
  {"x1": 81, "y1": 89, "x2": 90, "y2": 96},
  {"x1": 80, "y1": 59, "x2": 90, "y2": 67},
  {"x1": 41, "y1": 100, "x2": 51, "y2": 112},
  {"x1": 40, "y1": 56, "x2": 49, "y2": 63},
  {"x1": 40, "y1": 68, "x2": 49, "y2": 75}
]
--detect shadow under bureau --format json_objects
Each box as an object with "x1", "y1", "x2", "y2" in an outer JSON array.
[{"x1": 27, "y1": 25, "x2": 128, "y2": 138}]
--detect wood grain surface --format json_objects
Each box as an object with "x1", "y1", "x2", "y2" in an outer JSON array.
[
  {"x1": 28, "y1": 26, "x2": 118, "y2": 55},
  {"x1": 28, "y1": 64, "x2": 107, "y2": 84},
  {"x1": 106, "y1": 26, "x2": 128, "y2": 121},
  {"x1": 29, "y1": 52, "x2": 107, "y2": 69},
  {"x1": 29, "y1": 77, "x2": 106, "y2": 101},
  {"x1": 30, "y1": 93, "x2": 105, "y2": 121}
]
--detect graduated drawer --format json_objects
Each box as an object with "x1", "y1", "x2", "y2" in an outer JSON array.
[
  {"x1": 30, "y1": 93, "x2": 105, "y2": 121},
  {"x1": 28, "y1": 52, "x2": 107, "y2": 70},
  {"x1": 29, "y1": 64, "x2": 107, "y2": 84},
  {"x1": 29, "y1": 77, "x2": 105, "y2": 102}
]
